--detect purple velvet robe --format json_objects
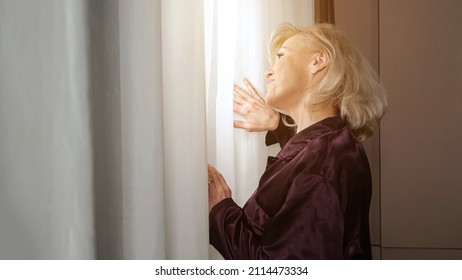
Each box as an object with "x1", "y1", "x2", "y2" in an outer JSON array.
[{"x1": 209, "y1": 116, "x2": 372, "y2": 259}]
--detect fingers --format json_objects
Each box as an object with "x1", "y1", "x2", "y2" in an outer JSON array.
[
  {"x1": 233, "y1": 84, "x2": 252, "y2": 105},
  {"x1": 243, "y1": 78, "x2": 265, "y2": 101},
  {"x1": 207, "y1": 166, "x2": 231, "y2": 213},
  {"x1": 242, "y1": 77, "x2": 256, "y2": 96},
  {"x1": 208, "y1": 164, "x2": 216, "y2": 174},
  {"x1": 208, "y1": 165, "x2": 216, "y2": 183},
  {"x1": 216, "y1": 172, "x2": 231, "y2": 197},
  {"x1": 234, "y1": 83, "x2": 259, "y2": 102},
  {"x1": 234, "y1": 81, "x2": 266, "y2": 109},
  {"x1": 233, "y1": 120, "x2": 254, "y2": 132},
  {"x1": 233, "y1": 101, "x2": 250, "y2": 116},
  {"x1": 233, "y1": 93, "x2": 263, "y2": 116},
  {"x1": 209, "y1": 168, "x2": 231, "y2": 198},
  {"x1": 207, "y1": 165, "x2": 221, "y2": 187},
  {"x1": 233, "y1": 78, "x2": 277, "y2": 132},
  {"x1": 209, "y1": 170, "x2": 221, "y2": 186},
  {"x1": 233, "y1": 83, "x2": 248, "y2": 96}
]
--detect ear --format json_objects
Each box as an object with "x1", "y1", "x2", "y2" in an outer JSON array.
[{"x1": 310, "y1": 52, "x2": 328, "y2": 74}]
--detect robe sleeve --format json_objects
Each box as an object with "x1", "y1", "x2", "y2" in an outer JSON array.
[
  {"x1": 265, "y1": 114, "x2": 295, "y2": 148},
  {"x1": 209, "y1": 173, "x2": 345, "y2": 259}
]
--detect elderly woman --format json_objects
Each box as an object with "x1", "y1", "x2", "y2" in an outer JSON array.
[{"x1": 208, "y1": 23, "x2": 387, "y2": 259}]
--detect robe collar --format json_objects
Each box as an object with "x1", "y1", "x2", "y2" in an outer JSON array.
[{"x1": 277, "y1": 116, "x2": 347, "y2": 160}]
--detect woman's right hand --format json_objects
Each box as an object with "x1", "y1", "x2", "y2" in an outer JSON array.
[
  {"x1": 208, "y1": 165, "x2": 231, "y2": 213},
  {"x1": 233, "y1": 78, "x2": 280, "y2": 132}
]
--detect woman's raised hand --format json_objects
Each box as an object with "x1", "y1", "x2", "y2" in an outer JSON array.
[{"x1": 233, "y1": 78, "x2": 280, "y2": 132}]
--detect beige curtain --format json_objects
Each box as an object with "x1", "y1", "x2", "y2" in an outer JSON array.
[{"x1": 0, "y1": 0, "x2": 207, "y2": 259}]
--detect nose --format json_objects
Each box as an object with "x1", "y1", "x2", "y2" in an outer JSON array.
[{"x1": 265, "y1": 68, "x2": 273, "y2": 78}]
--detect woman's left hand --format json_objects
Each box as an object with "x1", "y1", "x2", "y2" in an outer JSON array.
[
  {"x1": 208, "y1": 165, "x2": 232, "y2": 213},
  {"x1": 233, "y1": 78, "x2": 280, "y2": 132}
]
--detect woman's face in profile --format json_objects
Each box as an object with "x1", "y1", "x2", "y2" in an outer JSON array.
[{"x1": 265, "y1": 34, "x2": 312, "y2": 111}]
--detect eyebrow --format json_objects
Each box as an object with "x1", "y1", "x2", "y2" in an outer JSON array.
[
  {"x1": 281, "y1": 44, "x2": 296, "y2": 51},
  {"x1": 277, "y1": 46, "x2": 289, "y2": 53}
]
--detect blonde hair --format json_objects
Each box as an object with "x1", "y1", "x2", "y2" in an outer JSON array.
[{"x1": 269, "y1": 23, "x2": 387, "y2": 141}]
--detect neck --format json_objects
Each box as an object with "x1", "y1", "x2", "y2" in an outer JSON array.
[{"x1": 288, "y1": 103, "x2": 338, "y2": 133}]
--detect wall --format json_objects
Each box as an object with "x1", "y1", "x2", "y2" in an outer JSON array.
[
  {"x1": 380, "y1": 0, "x2": 462, "y2": 259},
  {"x1": 335, "y1": 0, "x2": 462, "y2": 259}
]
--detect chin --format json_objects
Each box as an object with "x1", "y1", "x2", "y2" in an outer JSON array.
[
  {"x1": 265, "y1": 97, "x2": 276, "y2": 108},
  {"x1": 266, "y1": 94, "x2": 281, "y2": 109},
  {"x1": 265, "y1": 91, "x2": 275, "y2": 104}
]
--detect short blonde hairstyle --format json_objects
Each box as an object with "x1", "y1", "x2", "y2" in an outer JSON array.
[{"x1": 269, "y1": 23, "x2": 387, "y2": 141}]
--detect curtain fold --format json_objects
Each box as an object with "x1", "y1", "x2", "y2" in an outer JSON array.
[
  {"x1": 88, "y1": 0, "x2": 124, "y2": 259},
  {"x1": 119, "y1": 0, "x2": 166, "y2": 259}
]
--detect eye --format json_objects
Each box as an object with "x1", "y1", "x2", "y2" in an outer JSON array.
[{"x1": 276, "y1": 52, "x2": 284, "y2": 59}]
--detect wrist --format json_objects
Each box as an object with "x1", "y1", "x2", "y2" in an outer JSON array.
[{"x1": 268, "y1": 111, "x2": 280, "y2": 131}]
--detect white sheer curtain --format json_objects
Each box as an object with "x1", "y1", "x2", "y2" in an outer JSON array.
[{"x1": 205, "y1": 0, "x2": 314, "y2": 259}]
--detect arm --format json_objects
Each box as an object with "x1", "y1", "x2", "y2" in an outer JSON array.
[{"x1": 209, "y1": 172, "x2": 344, "y2": 259}]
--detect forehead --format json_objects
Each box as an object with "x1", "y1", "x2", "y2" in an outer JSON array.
[{"x1": 280, "y1": 34, "x2": 307, "y2": 51}]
